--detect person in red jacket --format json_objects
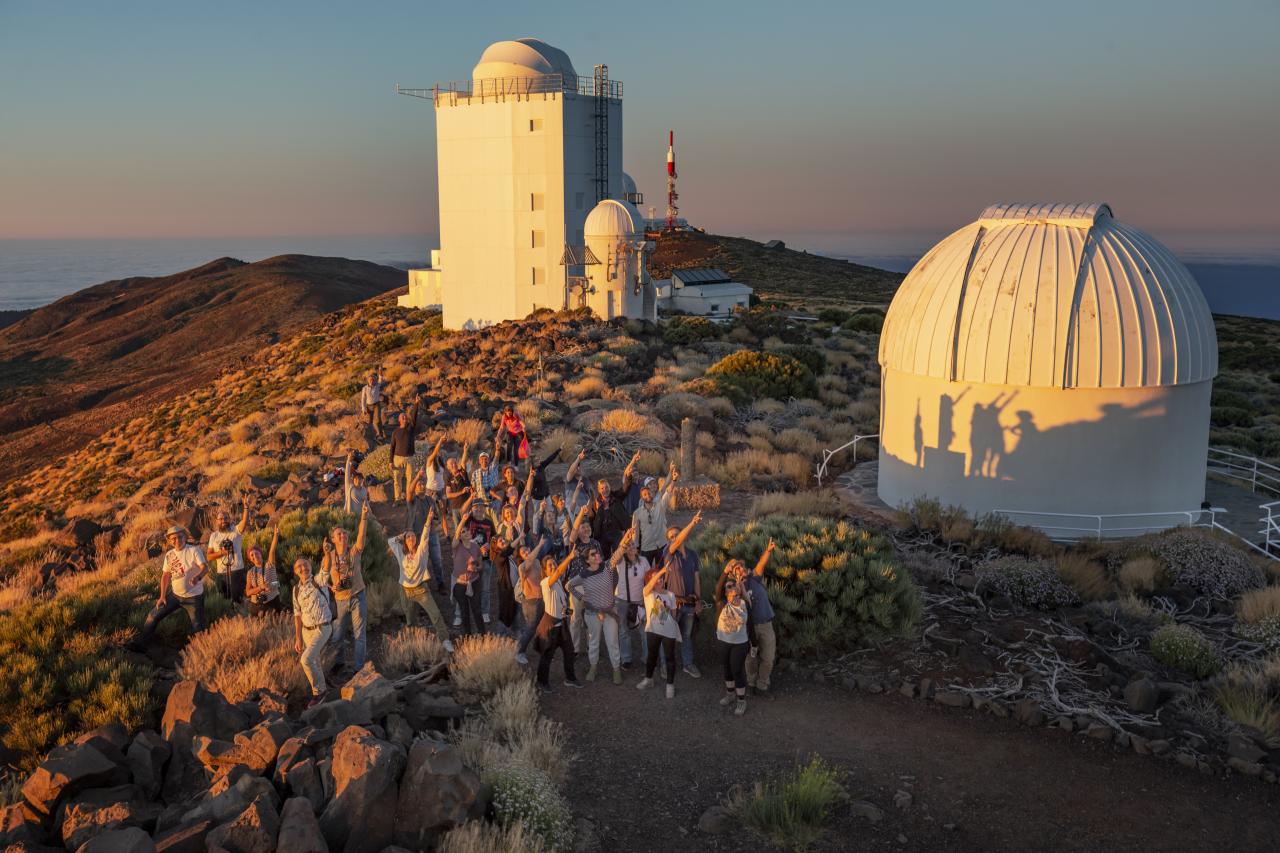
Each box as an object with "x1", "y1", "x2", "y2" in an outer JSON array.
[{"x1": 498, "y1": 405, "x2": 527, "y2": 465}]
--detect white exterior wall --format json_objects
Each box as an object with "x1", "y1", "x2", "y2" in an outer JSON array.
[
  {"x1": 435, "y1": 90, "x2": 622, "y2": 330},
  {"x1": 399, "y1": 268, "x2": 442, "y2": 309},
  {"x1": 668, "y1": 291, "x2": 750, "y2": 317},
  {"x1": 877, "y1": 367, "x2": 1212, "y2": 527},
  {"x1": 584, "y1": 235, "x2": 646, "y2": 321}
]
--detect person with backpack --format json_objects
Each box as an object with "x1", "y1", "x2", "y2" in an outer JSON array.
[
  {"x1": 612, "y1": 528, "x2": 649, "y2": 670},
  {"x1": 292, "y1": 556, "x2": 334, "y2": 708},
  {"x1": 635, "y1": 563, "x2": 681, "y2": 699},
  {"x1": 321, "y1": 502, "x2": 370, "y2": 676}
]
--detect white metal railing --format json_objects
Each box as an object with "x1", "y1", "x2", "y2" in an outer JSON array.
[
  {"x1": 1261, "y1": 500, "x2": 1280, "y2": 555},
  {"x1": 1207, "y1": 447, "x2": 1280, "y2": 498},
  {"x1": 990, "y1": 507, "x2": 1223, "y2": 541},
  {"x1": 815, "y1": 434, "x2": 878, "y2": 487}
]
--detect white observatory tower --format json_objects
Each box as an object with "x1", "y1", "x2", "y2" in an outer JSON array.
[
  {"x1": 877, "y1": 203, "x2": 1219, "y2": 536},
  {"x1": 580, "y1": 199, "x2": 655, "y2": 322},
  {"x1": 398, "y1": 38, "x2": 625, "y2": 329}
]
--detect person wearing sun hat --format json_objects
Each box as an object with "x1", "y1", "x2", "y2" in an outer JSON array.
[{"x1": 128, "y1": 524, "x2": 208, "y2": 650}]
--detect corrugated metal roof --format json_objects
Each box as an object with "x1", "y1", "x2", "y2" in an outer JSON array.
[
  {"x1": 676, "y1": 282, "x2": 752, "y2": 295},
  {"x1": 879, "y1": 204, "x2": 1218, "y2": 389},
  {"x1": 673, "y1": 267, "x2": 732, "y2": 285}
]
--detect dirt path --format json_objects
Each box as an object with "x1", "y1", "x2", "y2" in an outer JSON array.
[{"x1": 538, "y1": 634, "x2": 1280, "y2": 853}]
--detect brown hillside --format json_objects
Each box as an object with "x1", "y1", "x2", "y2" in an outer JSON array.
[
  {"x1": 0, "y1": 254, "x2": 403, "y2": 483},
  {"x1": 651, "y1": 230, "x2": 904, "y2": 308}
]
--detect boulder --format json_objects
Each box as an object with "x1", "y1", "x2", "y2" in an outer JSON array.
[
  {"x1": 162, "y1": 681, "x2": 248, "y2": 803},
  {"x1": 339, "y1": 664, "x2": 398, "y2": 720},
  {"x1": 285, "y1": 759, "x2": 326, "y2": 815},
  {"x1": 300, "y1": 699, "x2": 373, "y2": 731},
  {"x1": 77, "y1": 826, "x2": 156, "y2": 853},
  {"x1": 206, "y1": 794, "x2": 280, "y2": 853},
  {"x1": 73, "y1": 725, "x2": 130, "y2": 764},
  {"x1": 209, "y1": 765, "x2": 259, "y2": 797},
  {"x1": 192, "y1": 736, "x2": 241, "y2": 771},
  {"x1": 1227, "y1": 734, "x2": 1266, "y2": 764},
  {"x1": 275, "y1": 481, "x2": 302, "y2": 503},
  {"x1": 696, "y1": 805, "x2": 733, "y2": 835},
  {"x1": 127, "y1": 730, "x2": 171, "y2": 800},
  {"x1": 180, "y1": 774, "x2": 278, "y2": 829},
  {"x1": 392, "y1": 738, "x2": 482, "y2": 849},
  {"x1": 232, "y1": 717, "x2": 293, "y2": 775},
  {"x1": 0, "y1": 802, "x2": 46, "y2": 847},
  {"x1": 1123, "y1": 678, "x2": 1159, "y2": 714},
  {"x1": 57, "y1": 785, "x2": 163, "y2": 850},
  {"x1": 932, "y1": 690, "x2": 971, "y2": 708},
  {"x1": 384, "y1": 715, "x2": 413, "y2": 750},
  {"x1": 22, "y1": 743, "x2": 125, "y2": 821},
  {"x1": 64, "y1": 518, "x2": 103, "y2": 548},
  {"x1": 273, "y1": 738, "x2": 314, "y2": 788},
  {"x1": 153, "y1": 819, "x2": 214, "y2": 853},
  {"x1": 894, "y1": 790, "x2": 913, "y2": 810},
  {"x1": 319, "y1": 727, "x2": 406, "y2": 853},
  {"x1": 850, "y1": 800, "x2": 885, "y2": 822},
  {"x1": 1014, "y1": 699, "x2": 1045, "y2": 727},
  {"x1": 276, "y1": 797, "x2": 330, "y2": 853}
]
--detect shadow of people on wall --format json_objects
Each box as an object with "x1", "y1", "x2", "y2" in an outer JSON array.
[
  {"x1": 937, "y1": 387, "x2": 968, "y2": 452},
  {"x1": 914, "y1": 400, "x2": 924, "y2": 467},
  {"x1": 968, "y1": 391, "x2": 1017, "y2": 478}
]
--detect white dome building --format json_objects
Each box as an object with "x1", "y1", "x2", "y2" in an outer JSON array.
[
  {"x1": 470, "y1": 38, "x2": 577, "y2": 92},
  {"x1": 877, "y1": 203, "x2": 1218, "y2": 535},
  {"x1": 583, "y1": 199, "x2": 655, "y2": 321}
]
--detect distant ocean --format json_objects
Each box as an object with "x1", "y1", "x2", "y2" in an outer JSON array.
[{"x1": 2, "y1": 233, "x2": 1278, "y2": 320}]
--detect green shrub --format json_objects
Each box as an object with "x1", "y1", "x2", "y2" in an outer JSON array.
[
  {"x1": 975, "y1": 556, "x2": 1079, "y2": 609},
  {"x1": 1212, "y1": 406, "x2": 1255, "y2": 428},
  {"x1": 370, "y1": 332, "x2": 408, "y2": 354},
  {"x1": 486, "y1": 759, "x2": 574, "y2": 851},
  {"x1": 1143, "y1": 529, "x2": 1264, "y2": 600},
  {"x1": 705, "y1": 351, "x2": 818, "y2": 404},
  {"x1": 1151, "y1": 623, "x2": 1221, "y2": 678},
  {"x1": 842, "y1": 311, "x2": 884, "y2": 334},
  {"x1": 695, "y1": 516, "x2": 921, "y2": 655},
  {"x1": 1237, "y1": 616, "x2": 1280, "y2": 651},
  {"x1": 663, "y1": 316, "x2": 718, "y2": 346},
  {"x1": 816, "y1": 308, "x2": 850, "y2": 325},
  {"x1": 726, "y1": 755, "x2": 845, "y2": 851},
  {"x1": 774, "y1": 344, "x2": 827, "y2": 376},
  {"x1": 253, "y1": 460, "x2": 307, "y2": 483},
  {"x1": 244, "y1": 506, "x2": 393, "y2": 604},
  {"x1": 737, "y1": 308, "x2": 807, "y2": 344}
]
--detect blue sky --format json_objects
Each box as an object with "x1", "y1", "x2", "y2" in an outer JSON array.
[{"x1": 1, "y1": 0, "x2": 1277, "y2": 248}]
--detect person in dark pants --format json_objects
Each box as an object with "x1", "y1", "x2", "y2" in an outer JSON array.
[
  {"x1": 129, "y1": 525, "x2": 208, "y2": 649},
  {"x1": 452, "y1": 554, "x2": 486, "y2": 635},
  {"x1": 535, "y1": 546, "x2": 583, "y2": 691},
  {"x1": 635, "y1": 565, "x2": 681, "y2": 699}
]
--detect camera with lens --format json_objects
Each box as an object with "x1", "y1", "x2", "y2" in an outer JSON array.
[{"x1": 335, "y1": 574, "x2": 352, "y2": 592}]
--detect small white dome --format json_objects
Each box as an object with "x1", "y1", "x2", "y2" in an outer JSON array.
[
  {"x1": 879, "y1": 203, "x2": 1218, "y2": 389},
  {"x1": 472, "y1": 38, "x2": 576, "y2": 81},
  {"x1": 584, "y1": 199, "x2": 643, "y2": 238},
  {"x1": 621, "y1": 172, "x2": 637, "y2": 196}
]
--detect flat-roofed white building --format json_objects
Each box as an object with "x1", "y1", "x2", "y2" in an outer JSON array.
[{"x1": 655, "y1": 267, "x2": 752, "y2": 318}]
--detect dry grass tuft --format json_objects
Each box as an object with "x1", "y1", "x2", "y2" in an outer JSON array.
[
  {"x1": 451, "y1": 634, "x2": 522, "y2": 699},
  {"x1": 563, "y1": 375, "x2": 608, "y2": 400},
  {"x1": 177, "y1": 612, "x2": 308, "y2": 702},
  {"x1": 438, "y1": 821, "x2": 548, "y2": 853},
  {"x1": 1055, "y1": 553, "x2": 1112, "y2": 601},
  {"x1": 748, "y1": 490, "x2": 842, "y2": 519},
  {"x1": 1118, "y1": 556, "x2": 1166, "y2": 594},
  {"x1": 447, "y1": 418, "x2": 490, "y2": 448},
  {"x1": 538, "y1": 427, "x2": 581, "y2": 460},
  {"x1": 1237, "y1": 586, "x2": 1280, "y2": 624},
  {"x1": 380, "y1": 625, "x2": 446, "y2": 676}
]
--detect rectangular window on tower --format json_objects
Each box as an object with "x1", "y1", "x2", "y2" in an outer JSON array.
[
  {"x1": 532, "y1": 267, "x2": 545, "y2": 286},
  {"x1": 575, "y1": 192, "x2": 584, "y2": 210},
  {"x1": 530, "y1": 193, "x2": 544, "y2": 212},
  {"x1": 529, "y1": 118, "x2": 543, "y2": 132},
  {"x1": 531, "y1": 230, "x2": 545, "y2": 248}
]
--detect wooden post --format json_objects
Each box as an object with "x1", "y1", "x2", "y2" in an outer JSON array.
[{"x1": 680, "y1": 417, "x2": 695, "y2": 477}]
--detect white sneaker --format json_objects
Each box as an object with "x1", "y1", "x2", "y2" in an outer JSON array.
[
  {"x1": 482, "y1": 614, "x2": 491, "y2": 624},
  {"x1": 665, "y1": 684, "x2": 676, "y2": 699},
  {"x1": 452, "y1": 614, "x2": 462, "y2": 627},
  {"x1": 515, "y1": 652, "x2": 529, "y2": 665},
  {"x1": 636, "y1": 677, "x2": 654, "y2": 690},
  {"x1": 443, "y1": 639, "x2": 455, "y2": 653},
  {"x1": 683, "y1": 664, "x2": 701, "y2": 679}
]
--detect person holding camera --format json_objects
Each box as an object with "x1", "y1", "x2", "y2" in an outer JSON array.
[
  {"x1": 389, "y1": 507, "x2": 454, "y2": 652},
  {"x1": 292, "y1": 556, "x2": 334, "y2": 708},
  {"x1": 360, "y1": 371, "x2": 385, "y2": 440},
  {"x1": 457, "y1": 496, "x2": 498, "y2": 622},
  {"x1": 612, "y1": 528, "x2": 650, "y2": 669},
  {"x1": 534, "y1": 545, "x2": 583, "y2": 691},
  {"x1": 566, "y1": 541, "x2": 622, "y2": 684},
  {"x1": 635, "y1": 563, "x2": 681, "y2": 699},
  {"x1": 128, "y1": 525, "x2": 208, "y2": 650},
  {"x1": 206, "y1": 498, "x2": 251, "y2": 604},
  {"x1": 244, "y1": 526, "x2": 282, "y2": 615},
  {"x1": 632, "y1": 465, "x2": 678, "y2": 566},
  {"x1": 660, "y1": 511, "x2": 704, "y2": 678},
  {"x1": 514, "y1": 536, "x2": 550, "y2": 665},
  {"x1": 322, "y1": 502, "x2": 370, "y2": 675}
]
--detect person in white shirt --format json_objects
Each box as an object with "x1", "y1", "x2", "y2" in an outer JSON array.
[
  {"x1": 388, "y1": 507, "x2": 454, "y2": 653},
  {"x1": 206, "y1": 499, "x2": 250, "y2": 604},
  {"x1": 612, "y1": 530, "x2": 650, "y2": 669},
  {"x1": 631, "y1": 466, "x2": 678, "y2": 565},
  {"x1": 636, "y1": 565, "x2": 682, "y2": 699},
  {"x1": 129, "y1": 525, "x2": 208, "y2": 649},
  {"x1": 292, "y1": 557, "x2": 334, "y2": 708},
  {"x1": 360, "y1": 371, "x2": 385, "y2": 439},
  {"x1": 716, "y1": 574, "x2": 752, "y2": 716},
  {"x1": 534, "y1": 547, "x2": 583, "y2": 691}
]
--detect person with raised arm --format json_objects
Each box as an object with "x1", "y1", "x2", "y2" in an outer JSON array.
[
  {"x1": 244, "y1": 525, "x2": 282, "y2": 615},
  {"x1": 564, "y1": 503, "x2": 598, "y2": 653},
  {"x1": 744, "y1": 538, "x2": 779, "y2": 693},
  {"x1": 566, "y1": 539, "x2": 623, "y2": 684},
  {"x1": 612, "y1": 527, "x2": 650, "y2": 669},
  {"x1": 360, "y1": 370, "x2": 385, "y2": 439},
  {"x1": 635, "y1": 562, "x2": 682, "y2": 699},
  {"x1": 389, "y1": 507, "x2": 454, "y2": 652},
  {"x1": 514, "y1": 536, "x2": 549, "y2": 665},
  {"x1": 389, "y1": 403, "x2": 420, "y2": 504},
  {"x1": 206, "y1": 497, "x2": 251, "y2": 604},
  {"x1": 292, "y1": 556, "x2": 334, "y2": 708},
  {"x1": 715, "y1": 569, "x2": 753, "y2": 716},
  {"x1": 470, "y1": 446, "x2": 502, "y2": 512},
  {"x1": 660, "y1": 510, "x2": 704, "y2": 678},
  {"x1": 322, "y1": 502, "x2": 369, "y2": 676},
  {"x1": 534, "y1": 546, "x2": 584, "y2": 691},
  {"x1": 444, "y1": 442, "x2": 473, "y2": 525},
  {"x1": 128, "y1": 525, "x2": 208, "y2": 650},
  {"x1": 343, "y1": 450, "x2": 369, "y2": 517},
  {"x1": 632, "y1": 464, "x2": 678, "y2": 566},
  {"x1": 422, "y1": 435, "x2": 448, "y2": 501},
  {"x1": 406, "y1": 464, "x2": 447, "y2": 593}
]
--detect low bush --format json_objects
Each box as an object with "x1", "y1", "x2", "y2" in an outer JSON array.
[
  {"x1": 380, "y1": 625, "x2": 446, "y2": 677},
  {"x1": 747, "y1": 490, "x2": 843, "y2": 519},
  {"x1": 487, "y1": 759, "x2": 574, "y2": 852},
  {"x1": 1237, "y1": 586, "x2": 1280, "y2": 624},
  {"x1": 695, "y1": 516, "x2": 921, "y2": 655},
  {"x1": 653, "y1": 392, "x2": 712, "y2": 426},
  {"x1": 1055, "y1": 554, "x2": 1112, "y2": 601},
  {"x1": 842, "y1": 312, "x2": 884, "y2": 334},
  {"x1": 725, "y1": 755, "x2": 845, "y2": 851},
  {"x1": 1150, "y1": 623, "x2": 1221, "y2": 678},
  {"x1": 663, "y1": 316, "x2": 719, "y2": 346},
  {"x1": 1144, "y1": 529, "x2": 1265, "y2": 600},
  {"x1": 563, "y1": 375, "x2": 608, "y2": 400},
  {"x1": 773, "y1": 344, "x2": 827, "y2": 376},
  {"x1": 1118, "y1": 556, "x2": 1167, "y2": 594},
  {"x1": 451, "y1": 634, "x2": 523, "y2": 699},
  {"x1": 975, "y1": 556, "x2": 1079, "y2": 610},
  {"x1": 177, "y1": 612, "x2": 307, "y2": 702},
  {"x1": 1214, "y1": 682, "x2": 1280, "y2": 744},
  {"x1": 705, "y1": 350, "x2": 818, "y2": 404}
]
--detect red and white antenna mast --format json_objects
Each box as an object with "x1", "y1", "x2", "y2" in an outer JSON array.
[{"x1": 665, "y1": 130, "x2": 679, "y2": 231}]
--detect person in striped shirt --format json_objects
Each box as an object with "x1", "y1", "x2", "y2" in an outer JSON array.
[
  {"x1": 566, "y1": 541, "x2": 622, "y2": 684},
  {"x1": 244, "y1": 526, "x2": 282, "y2": 615}
]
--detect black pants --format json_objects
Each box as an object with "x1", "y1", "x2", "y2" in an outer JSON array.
[
  {"x1": 217, "y1": 570, "x2": 246, "y2": 603},
  {"x1": 248, "y1": 597, "x2": 284, "y2": 617},
  {"x1": 452, "y1": 583, "x2": 485, "y2": 635},
  {"x1": 501, "y1": 431, "x2": 524, "y2": 465},
  {"x1": 536, "y1": 615, "x2": 577, "y2": 685},
  {"x1": 138, "y1": 593, "x2": 205, "y2": 645},
  {"x1": 645, "y1": 632, "x2": 677, "y2": 684},
  {"x1": 719, "y1": 639, "x2": 749, "y2": 690}
]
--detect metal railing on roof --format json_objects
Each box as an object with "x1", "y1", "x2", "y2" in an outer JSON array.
[
  {"x1": 396, "y1": 73, "x2": 622, "y2": 106},
  {"x1": 1207, "y1": 447, "x2": 1280, "y2": 498}
]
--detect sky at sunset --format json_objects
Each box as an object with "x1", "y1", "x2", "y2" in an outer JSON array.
[{"x1": 2, "y1": 0, "x2": 1278, "y2": 249}]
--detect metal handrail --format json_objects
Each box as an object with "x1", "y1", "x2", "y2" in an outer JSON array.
[
  {"x1": 814, "y1": 434, "x2": 878, "y2": 487},
  {"x1": 990, "y1": 507, "x2": 1220, "y2": 541},
  {"x1": 1207, "y1": 447, "x2": 1280, "y2": 498},
  {"x1": 397, "y1": 73, "x2": 623, "y2": 106},
  {"x1": 1261, "y1": 500, "x2": 1280, "y2": 555}
]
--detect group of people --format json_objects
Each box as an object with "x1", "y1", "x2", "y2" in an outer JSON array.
[{"x1": 130, "y1": 385, "x2": 781, "y2": 714}]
